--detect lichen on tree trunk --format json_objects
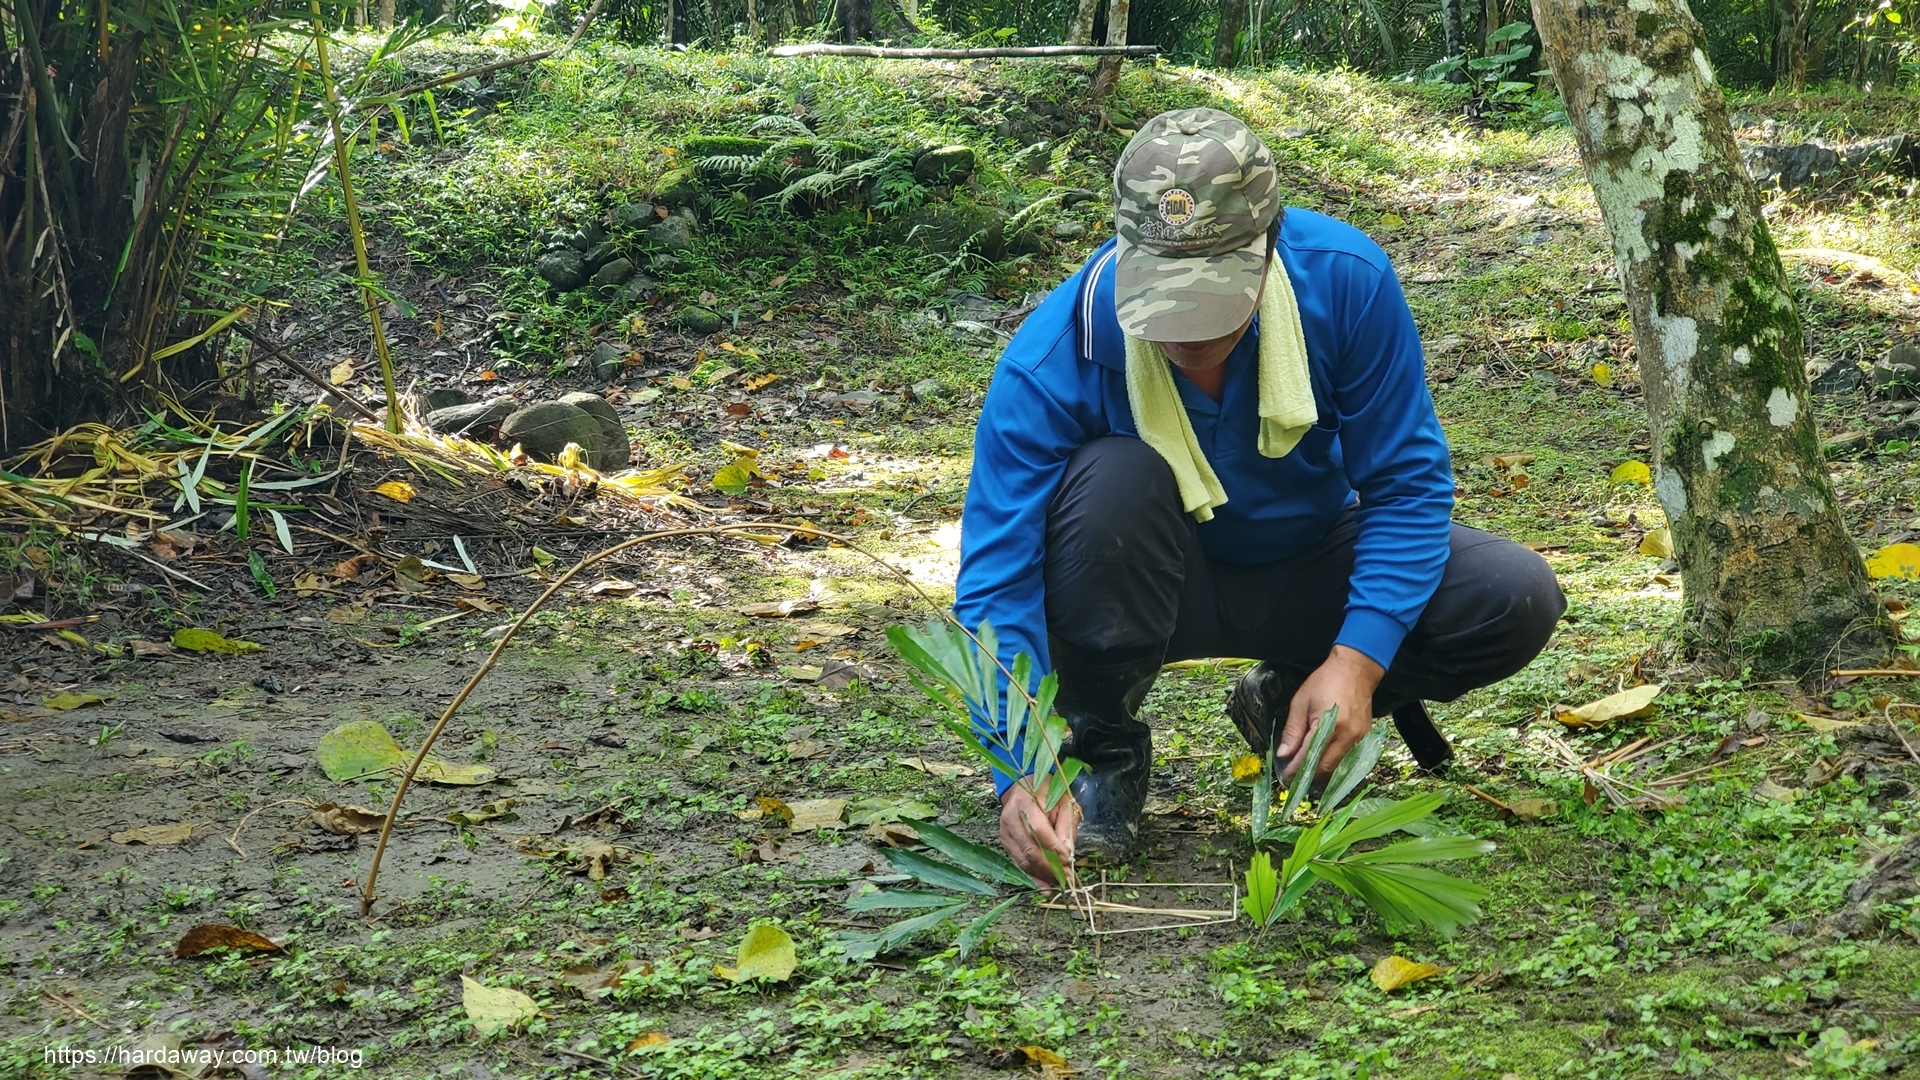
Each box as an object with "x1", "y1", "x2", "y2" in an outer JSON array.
[{"x1": 1532, "y1": 0, "x2": 1890, "y2": 674}]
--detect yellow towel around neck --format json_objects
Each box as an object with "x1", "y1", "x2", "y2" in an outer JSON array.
[{"x1": 1123, "y1": 254, "x2": 1317, "y2": 522}]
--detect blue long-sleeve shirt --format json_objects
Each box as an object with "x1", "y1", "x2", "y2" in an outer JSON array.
[{"x1": 952, "y1": 208, "x2": 1456, "y2": 794}]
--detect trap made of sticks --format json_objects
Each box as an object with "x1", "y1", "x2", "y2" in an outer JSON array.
[{"x1": 1039, "y1": 873, "x2": 1240, "y2": 935}]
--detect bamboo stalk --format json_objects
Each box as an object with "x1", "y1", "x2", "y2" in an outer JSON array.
[
  {"x1": 309, "y1": 2, "x2": 401, "y2": 433},
  {"x1": 1830, "y1": 668, "x2": 1920, "y2": 677}
]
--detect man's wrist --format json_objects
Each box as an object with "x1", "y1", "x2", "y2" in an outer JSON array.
[{"x1": 1325, "y1": 644, "x2": 1386, "y2": 691}]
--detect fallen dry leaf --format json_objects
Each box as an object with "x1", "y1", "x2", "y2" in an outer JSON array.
[
  {"x1": 447, "y1": 572, "x2": 487, "y2": 590},
  {"x1": 1503, "y1": 797, "x2": 1559, "y2": 823},
  {"x1": 461, "y1": 975, "x2": 538, "y2": 1037},
  {"x1": 332, "y1": 553, "x2": 375, "y2": 579},
  {"x1": 1638, "y1": 526, "x2": 1674, "y2": 559},
  {"x1": 1795, "y1": 712, "x2": 1862, "y2": 733},
  {"x1": 129, "y1": 639, "x2": 174, "y2": 659},
  {"x1": 1370, "y1": 954, "x2": 1445, "y2": 992},
  {"x1": 585, "y1": 579, "x2": 639, "y2": 597},
  {"x1": 896, "y1": 758, "x2": 976, "y2": 778},
  {"x1": 560, "y1": 959, "x2": 651, "y2": 997},
  {"x1": 1552, "y1": 684, "x2": 1664, "y2": 730},
  {"x1": 111, "y1": 822, "x2": 195, "y2": 846},
  {"x1": 43, "y1": 692, "x2": 108, "y2": 710},
  {"x1": 456, "y1": 597, "x2": 506, "y2": 614},
  {"x1": 571, "y1": 838, "x2": 625, "y2": 880},
  {"x1": 740, "y1": 598, "x2": 820, "y2": 618},
  {"x1": 628, "y1": 1032, "x2": 671, "y2": 1050},
  {"x1": 311, "y1": 803, "x2": 385, "y2": 835},
  {"x1": 1865, "y1": 542, "x2": 1920, "y2": 580},
  {"x1": 174, "y1": 924, "x2": 282, "y2": 958},
  {"x1": 328, "y1": 358, "x2": 356, "y2": 385},
  {"x1": 785, "y1": 798, "x2": 848, "y2": 833},
  {"x1": 373, "y1": 480, "x2": 416, "y2": 504},
  {"x1": 866, "y1": 821, "x2": 921, "y2": 846}
]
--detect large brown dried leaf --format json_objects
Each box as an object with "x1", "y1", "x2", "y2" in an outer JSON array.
[
  {"x1": 174, "y1": 923, "x2": 283, "y2": 958},
  {"x1": 311, "y1": 803, "x2": 385, "y2": 835},
  {"x1": 111, "y1": 823, "x2": 195, "y2": 846}
]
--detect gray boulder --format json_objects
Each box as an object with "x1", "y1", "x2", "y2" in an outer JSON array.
[
  {"x1": 624, "y1": 273, "x2": 659, "y2": 302},
  {"x1": 581, "y1": 240, "x2": 617, "y2": 270},
  {"x1": 914, "y1": 145, "x2": 977, "y2": 185},
  {"x1": 1811, "y1": 359, "x2": 1867, "y2": 397},
  {"x1": 590, "y1": 258, "x2": 635, "y2": 288},
  {"x1": 422, "y1": 388, "x2": 473, "y2": 413},
  {"x1": 646, "y1": 209, "x2": 698, "y2": 253},
  {"x1": 675, "y1": 306, "x2": 724, "y2": 335},
  {"x1": 499, "y1": 401, "x2": 603, "y2": 465},
  {"x1": 908, "y1": 379, "x2": 947, "y2": 402},
  {"x1": 1872, "y1": 343, "x2": 1920, "y2": 398},
  {"x1": 568, "y1": 221, "x2": 607, "y2": 250},
  {"x1": 592, "y1": 340, "x2": 632, "y2": 383},
  {"x1": 613, "y1": 201, "x2": 658, "y2": 229},
  {"x1": 426, "y1": 398, "x2": 517, "y2": 439},
  {"x1": 537, "y1": 249, "x2": 587, "y2": 291},
  {"x1": 556, "y1": 391, "x2": 630, "y2": 471},
  {"x1": 1051, "y1": 221, "x2": 1087, "y2": 239}
]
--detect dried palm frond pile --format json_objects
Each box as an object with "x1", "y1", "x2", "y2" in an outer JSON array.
[{"x1": 0, "y1": 407, "x2": 690, "y2": 615}]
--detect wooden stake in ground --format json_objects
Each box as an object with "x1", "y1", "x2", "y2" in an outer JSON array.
[{"x1": 1532, "y1": 0, "x2": 1891, "y2": 674}]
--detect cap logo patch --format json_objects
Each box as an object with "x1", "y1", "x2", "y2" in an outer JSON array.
[{"x1": 1157, "y1": 188, "x2": 1196, "y2": 226}]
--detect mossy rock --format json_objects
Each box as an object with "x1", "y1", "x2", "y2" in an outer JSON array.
[
  {"x1": 556, "y1": 391, "x2": 630, "y2": 471},
  {"x1": 913, "y1": 145, "x2": 977, "y2": 185},
  {"x1": 890, "y1": 200, "x2": 1007, "y2": 260},
  {"x1": 650, "y1": 167, "x2": 700, "y2": 208},
  {"x1": 499, "y1": 402, "x2": 602, "y2": 465},
  {"x1": 680, "y1": 135, "x2": 776, "y2": 160}
]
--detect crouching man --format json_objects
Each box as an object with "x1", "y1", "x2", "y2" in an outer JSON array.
[{"x1": 953, "y1": 108, "x2": 1566, "y2": 884}]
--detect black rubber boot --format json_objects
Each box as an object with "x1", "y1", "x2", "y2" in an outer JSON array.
[
  {"x1": 1050, "y1": 639, "x2": 1162, "y2": 860},
  {"x1": 1228, "y1": 662, "x2": 1457, "y2": 773},
  {"x1": 1227, "y1": 662, "x2": 1299, "y2": 759}
]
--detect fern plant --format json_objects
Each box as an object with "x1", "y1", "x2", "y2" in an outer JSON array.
[
  {"x1": 1243, "y1": 706, "x2": 1493, "y2": 937},
  {"x1": 833, "y1": 619, "x2": 1080, "y2": 960}
]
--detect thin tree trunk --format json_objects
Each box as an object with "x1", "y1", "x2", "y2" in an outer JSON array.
[
  {"x1": 667, "y1": 0, "x2": 690, "y2": 44},
  {"x1": 377, "y1": 0, "x2": 394, "y2": 29},
  {"x1": 1532, "y1": 0, "x2": 1892, "y2": 673},
  {"x1": 1091, "y1": 0, "x2": 1129, "y2": 100},
  {"x1": 1066, "y1": 0, "x2": 1100, "y2": 46},
  {"x1": 1437, "y1": 0, "x2": 1466, "y2": 79},
  {"x1": 1213, "y1": 0, "x2": 1247, "y2": 67}
]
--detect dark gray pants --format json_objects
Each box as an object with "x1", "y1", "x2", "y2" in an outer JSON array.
[{"x1": 1044, "y1": 437, "x2": 1565, "y2": 711}]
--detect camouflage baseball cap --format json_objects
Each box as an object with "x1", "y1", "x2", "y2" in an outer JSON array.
[{"x1": 1112, "y1": 108, "x2": 1280, "y2": 342}]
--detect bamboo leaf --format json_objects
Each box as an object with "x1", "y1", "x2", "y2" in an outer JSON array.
[
  {"x1": 955, "y1": 894, "x2": 1022, "y2": 959},
  {"x1": 846, "y1": 889, "x2": 973, "y2": 912},
  {"x1": 1320, "y1": 721, "x2": 1386, "y2": 812},
  {"x1": 882, "y1": 848, "x2": 1000, "y2": 896},
  {"x1": 905, "y1": 819, "x2": 1033, "y2": 890},
  {"x1": 832, "y1": 901, "x2": 968, "y2": 960}
]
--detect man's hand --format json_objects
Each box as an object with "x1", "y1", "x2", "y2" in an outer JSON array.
[
  {"x1": 998, "y1": 783, "x2": 1080, "y2": 888},
  {"x1": 1274, "y1": 645, "x2": 1385, "y2": 785}
]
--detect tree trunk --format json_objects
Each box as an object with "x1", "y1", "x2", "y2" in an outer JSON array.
[
  {"x1": 1066, "y1": 0, "x2": 1101, "y2": 46},
  {"x1": 1437, "y1": 0, "x2": 1467, "y2": 79},
  {"x1": 377, "y1": 0, "x2": 395, "y2": 29},
  {"x1": 1213, "y1": 0, "x2": 1247, "y2": 67},
  {"x1": 1091, "y1": 0, "x2": 1129, "y2": 100},
  {"x1": 1532, "y1": 0, "x2": 1892, "y2": 674},
  {"x1": 667, "y1": 0, "x2": 690, "y2": 44}
]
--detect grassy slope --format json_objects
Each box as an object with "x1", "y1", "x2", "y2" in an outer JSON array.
[{"x1": 5, "y1": 38, "x2": 1920, "y2": 1080}]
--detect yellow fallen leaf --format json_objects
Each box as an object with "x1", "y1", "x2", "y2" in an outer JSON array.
[
  {"x1": 43, "y1": 692, "x2": 109, "y2": 710},
  {"x1": 1371, "y1": 954, "x2": 1445, "y2": 992},
  {"x1": 734, "y1": 796, "x2": 795, "y2": 826},
  {"x1": 374, "y1": 480, "x2": 416, "y2": 503},
  {"x1": 447, "y1": 572, "x2": 487, "y2": 590},
  {"x1": 745, "y1": 373, "x2": 780, "y2": 391},
  {"x1": 1552, "y1": 683, "x2": 1664, "y2": 729},
  {"x1": 328, "y1": 358, "x2": 355, "y2": 385},
  {"x1": 171, "y1": 627, "x2": 263, "y2": 654},
  {"x1": 461, "y1": 975, "x2": 539, "y2": 1037},
  {"x1": 714, "y1": 924, "x2": 797, "y2": 983},
  {"x1": 1794, "y1": 712, "x2": 1862, "y2": 733},
  {"x1": 1380, "y1": 212, "x2": 1404, "y2": 228},
  {"x1": 1591, "y1": 362, "x2": 1614, "y2": 387},
  {"x1": 1639, "y1": 526, "x2": 1673, "y2": 559},
  {"x1": 628, "y1": 1032, "x2": 671, "y2": 1050},
  {"x1": 1231, "y1": 753, "x2": 1264, "y2": 786},
  {"x1": 111, "y1": 823, "x2": 195, "y2": 846},
  {"x1": 1865, "y1": 542, "x2": 1920, "y2": 579},
  {"x1": 293, "y1": 571, "x2": 330, "y2": 596},
  {"x1": 1610, "y1": 460, "x2": 1651, "y2": 485},
  {"x1": 1021, "y1": 1046, "x2": 1070, "y2": 1068}
]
